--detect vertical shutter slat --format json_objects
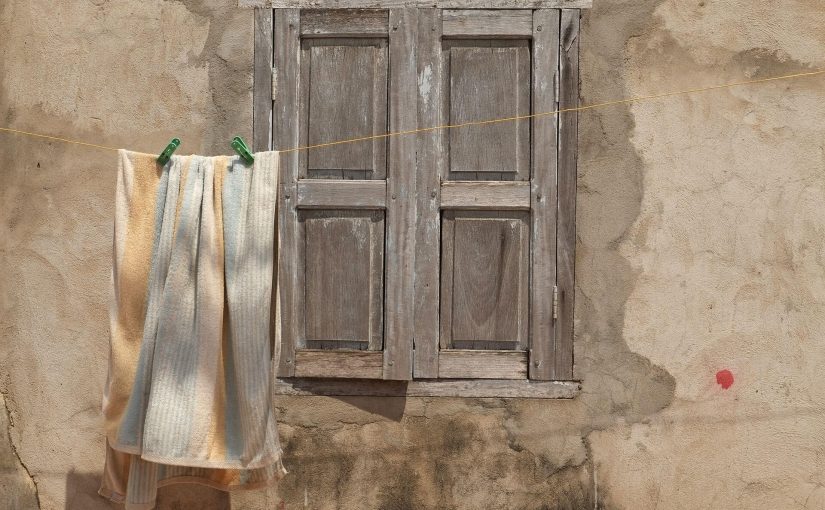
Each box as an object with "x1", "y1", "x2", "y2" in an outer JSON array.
[
  {"x1": 383, "y1": 7, "x2": 418, "y2": 380},
  {"x1": 413, "y1": 8, "x2": 443, "y2": 378},
  {"x1": 555, "y1": 9, "x2": 580, "y2": 380},
  {"x1": 528, "y1": 8, "x2": 561, "y2": 380},
  {"x1": 273, "y1": 9, "x2": 301, "y2": 377},
  {"x1": 253, "y1": 8, "x2": 274, "y2": 152}
]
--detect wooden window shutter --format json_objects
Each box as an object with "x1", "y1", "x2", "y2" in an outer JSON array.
[
  {"x1": 414, "y1": 8, "x2": 579, "y2": 381},
  {"x1": 271, "y1": 8, "x2": 416, "y2": 381},
  {"x1": 254, "y1": 6, "x2": 580, "y2": 390}
]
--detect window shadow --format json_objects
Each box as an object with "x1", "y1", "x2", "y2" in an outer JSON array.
[{"x1": 274, "y1": 377, "x2": 409, "y2": 421}]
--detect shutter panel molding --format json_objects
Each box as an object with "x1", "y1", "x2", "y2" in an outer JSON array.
[{"x1": 256, "y1": 5, "x2": 581, "y2": 396}]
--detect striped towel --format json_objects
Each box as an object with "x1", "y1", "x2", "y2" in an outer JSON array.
[{"x1": 99, "y1": 150, "x2": 287, "y2": 510}]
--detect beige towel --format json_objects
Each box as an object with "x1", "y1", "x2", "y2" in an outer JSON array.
[{"x1": 100, "y1": 150, "x2": 287, "y2": 510}]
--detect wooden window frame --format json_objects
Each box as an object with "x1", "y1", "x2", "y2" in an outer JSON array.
[{"x1": 252, "y1": 4, "x2": 582, "y2": 399}]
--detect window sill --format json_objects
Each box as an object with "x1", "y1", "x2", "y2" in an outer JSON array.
[
  {"x1": 273, "y1": 377, "x2": 581, "y2": 399},
  {"x1": 241, "y1": 1, "x2": 592, "y2": 9}
]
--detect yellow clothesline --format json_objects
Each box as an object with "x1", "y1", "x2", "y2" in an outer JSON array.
[{"x1": 1, "y1": 68, "x2": 823, "y2": 156}]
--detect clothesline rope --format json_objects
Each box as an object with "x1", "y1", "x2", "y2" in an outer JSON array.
[
  {"x1": 0, "y1": 126, "x2": 120, "y2": 152},
  {"x1": 1, "y1": 68, "x2": 823, "y2": 156},
  {"x1": 281, "y1": 68, "x2": 825, "y2": 154}
]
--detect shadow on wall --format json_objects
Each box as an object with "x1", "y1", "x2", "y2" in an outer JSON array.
[
  {"x1": 64, "y1": 470, "x2": 230, "y2": 510},
  {"x1": 334, "y1": 395, "x2": 407, "y2": 421}
]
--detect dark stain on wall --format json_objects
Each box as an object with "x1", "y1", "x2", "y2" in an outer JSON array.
[{"x1": 376, "y1": 462, "x2": 424, "y2": 510}]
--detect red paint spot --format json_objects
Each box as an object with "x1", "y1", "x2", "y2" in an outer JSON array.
[{"x1": 716, "y1": 369, "x2": 734, "y2": 389}]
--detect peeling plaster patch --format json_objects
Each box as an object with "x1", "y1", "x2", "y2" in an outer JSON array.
[{"x1": 621, "y1": 24, "x2": 825, "y2": 402}]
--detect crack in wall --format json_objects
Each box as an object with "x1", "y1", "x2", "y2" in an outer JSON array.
[{"x1": 2, "y1": 390, "x2": 41, "y2": 510}]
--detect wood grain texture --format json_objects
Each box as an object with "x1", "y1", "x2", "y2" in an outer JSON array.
[
  {"x1": 440, "y1": 181, "x2": 530, "y2": 210},
  {"x1": 438, "y1": 350, "x2": 527, "y2": 379},
  {"x1": 383, "y1": 7, "x2": 417, "y2": 380},
  {"x1": 300, "y1": 38, "x2": 388, "y2": 176},
  {"x1": 439, "y1": 211, "x2": 455, "y2": 350},
  {"x1": 297, "y1": 179, "x2": 387, "y2": 208},
  {"x1": 529, "y1": 9, "x2": 560, "y2": 380},
  {"x1": 273, "y1": 9, "x2": 301, "y2": 377},
  {"x1": 273, "y1": 377, "x2": 581, "y2": 398},
  {"x1": 293, "y1": 350, "x2": 384, "y2": 378},
  {"x1": 302, "y1": 210, "x2": 384, "y2": 349},
  {"x1": 440, "y1": 211, "x2": 529, "y2": 350},
  {"x1": 442, "y1": 9, "x2": 532, "y2": 37},
  {"x1": 555, "y1": 9, "x2": 579, "y2": 380},
  {"x1": 241, "y1": 0, "x2": 592, "y2": 9},
  {"x1": 413, "y1": 8, "x2": 443, "y2": 378},
  {"x1": 300, "y1": 8, "x2": 389, "y2": 36},
  {"x1": 253, "y1": 8, "x2": 273, "y2": 152},
  {"x1": 444, "y1": 40, "x2": 530, "y2": 179}
]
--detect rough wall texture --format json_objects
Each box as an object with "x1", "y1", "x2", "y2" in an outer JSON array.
[{"x1": 1, "y1": 0, "x2": 823, "y2": 509}]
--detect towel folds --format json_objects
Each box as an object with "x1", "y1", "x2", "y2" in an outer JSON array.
[{"x1": 100, "y1": 150, "x2": 287, "y2": 509}]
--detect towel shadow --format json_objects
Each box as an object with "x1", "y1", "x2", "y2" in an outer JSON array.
[
  {"x1": 65, "y1": 470, "x2": 107, "y2": 510},
  {"x1": 65, "y1": 469, "x2": 231, "y2": 510}
]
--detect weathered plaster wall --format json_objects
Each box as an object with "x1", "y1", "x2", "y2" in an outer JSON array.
[{"x1": 1, "y1": 0, "x2": 823, "y2": 509}]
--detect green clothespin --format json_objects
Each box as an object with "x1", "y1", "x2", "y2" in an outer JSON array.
[
  {"x1": 157, "y1": 138, "x2": 181, "y2": 166},
  {"x1": 231, "y1": 136, "x2": 255, "y2": 165}
]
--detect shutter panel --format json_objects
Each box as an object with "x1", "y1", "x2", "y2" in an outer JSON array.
[
  {"x1": 275, "y1": 9, "x2": 414, "y2": 380},
  {"x1": 414, "y1": 9, "x2": 564, "y2": 380}
]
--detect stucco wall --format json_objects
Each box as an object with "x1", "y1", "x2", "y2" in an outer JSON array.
[{"x1": 1, "y1": 1, "x2": 824, "y2": 509}]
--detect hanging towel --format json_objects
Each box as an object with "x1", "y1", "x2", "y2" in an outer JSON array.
[{"x1": 99, "y1": 150, "x2": 287, "y2": 510}]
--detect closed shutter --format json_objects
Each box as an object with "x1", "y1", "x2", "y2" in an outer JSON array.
[
  {"x1": 264, "y1": 7, "x2": 579, "y2": 385},
  {"x1": 414, "y1": 8, "x2": 573, "y2": 381},
  {"x1": 274, "y1": 9, "x2": 416, "y2": 380}
]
